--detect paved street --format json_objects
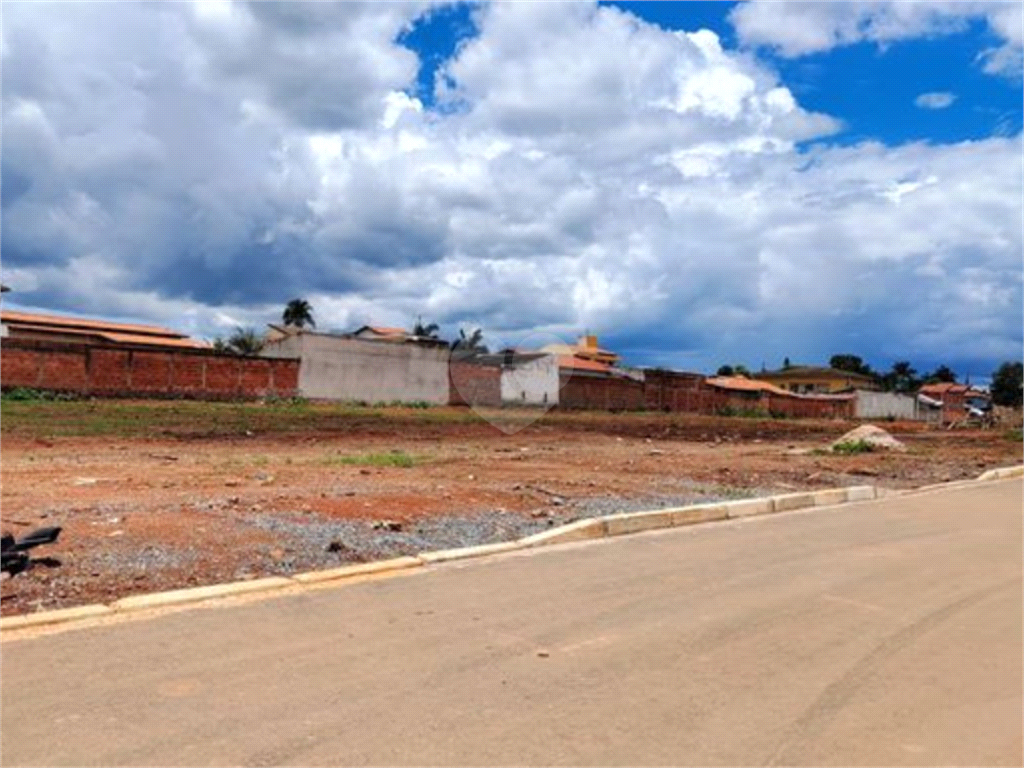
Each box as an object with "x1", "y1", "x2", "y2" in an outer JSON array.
[{"x1": 2, "y1": 479, "x2": 1021, "y2": 766}]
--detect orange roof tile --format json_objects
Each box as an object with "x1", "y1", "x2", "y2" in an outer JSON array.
[
  {"x1": 364, "y1": 326, "x2": 407, "y2": 336},
  {"x1": 558, "y1": 355, "x2": 612, "y2": 374},
  {"x1": 1, "y1": 310, "x2": 188, "y2": 338},
  {"x1": 707, "y1": 376, "x2": 791, "y2": 396},
  {"x1": 919, "y1": 382, "x2": 969, "y2": 396},
  {"x1": 5, "y1": 322, "x2": 210, "y2": 349},
  {"x1": 99, "y1": 332, "x2": 210, "y2": 349}
]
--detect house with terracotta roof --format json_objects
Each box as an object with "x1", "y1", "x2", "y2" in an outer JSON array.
[
  {"x1": 0, "y1": 310, "x2": 210, "y2": 350},
  {"x1": 351, "y1": 325, "x2": 409, "y2": 342},
  {"x1": 755, "y1": 365, "x2": 880, "y2": 394},
  {"x1": 918, "y1": 381, "x2": 991, "y2": 423},
  {"x1": 542, "y1": 335, "x2": 619, "y2": 368}
]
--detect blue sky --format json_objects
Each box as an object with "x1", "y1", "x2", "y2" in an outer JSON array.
[
  {"x1": 402, "y1": 1, "x2": 1022, "y2": 145},
  {"x1": 2, "y1": 0, "x2": 1021, "y2": 380}
]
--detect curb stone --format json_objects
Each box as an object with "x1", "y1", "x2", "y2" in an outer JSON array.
[
  {"x1": 604, "y1": 510, "x2": 673, "y2": 537},
  {"x1": 519, "y1": 518, "x2": 605, "y2": 547},
  {"x1": 4, "y1": 466, "x2": 1021, "y2": 634},
  {"x1": 292, "y1": 556, "x2": 422, "y2": 584},
  {"x1": 112, "y1": 577, "x2": 294, "y2": 612},
  {"x1": 724, "y1": 498, "x2": 774, "y2": 518},
  {"x1": 0, "y1": 604, "x2": 112, "y2": 631},
  {"x1": 418, "y1": 543, "x2": 521, "y2": 564},
  {"x1": 670, "y1": 504, "x2": 729, "y2": 527}
]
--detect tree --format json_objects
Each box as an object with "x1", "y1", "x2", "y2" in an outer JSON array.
[
  {"x1": 716, "y1": 363, "x2": 749, "y2": 377},
  {"x1": 451, "y1": 328, "x2": 488, "y2": 357},
  {"x1": 990, "y1": 361, "x2": 1023, "y2": 407},
  {"x1": 783, "y1": 357, "x2": 792, "y2": 369},
  {"x1": 225, "y1": 327, "x2": 266, "y2": 356},
  {"x1": 884, "y1": 360, "x2": 918, "y2": 393},
  {"x1": 829, "y1": 354, "x2": 872, "y2": 377},
  {"x1": 923, "y1": 365, "x2": 957, "y2": 384},
  {"x1": 412, "y1": 317, "x2": 440, "y2": 339},
  {"x1": 282, "y1": 298, "x2": 315, "y2": 329}
]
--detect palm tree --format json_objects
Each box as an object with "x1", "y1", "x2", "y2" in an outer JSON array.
[
  {"x1": 887, "y1": 360, "x2": 918, "y2": 392},
  {"x1": 451, "y1": 328, "x2": 488, "y2": 357},
  {"x1": 282, "y1": 298, "x2": 315, "y2": 329},
  {"x1": 226, "y1": 327, "x2": 266, "y2": 356},
  {"x1": 412, "y1": 317, "x2": 440, "y2": 339}
]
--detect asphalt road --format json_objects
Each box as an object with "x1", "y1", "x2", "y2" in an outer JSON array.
[{"x1": 2, "y1": 479, "x2": 1021, "y2": 767}]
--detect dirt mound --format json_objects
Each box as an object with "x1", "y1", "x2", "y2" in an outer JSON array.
[{"x1": 831, "y1": 424, "x2": 906, "y2": 452}]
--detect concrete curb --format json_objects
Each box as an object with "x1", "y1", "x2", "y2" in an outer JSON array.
[
  {"x1": 292, "y1": 556, "x2": 422, "y2": 583},
  {"x1": 0, "y1": 603, "x2": 113, "y2": 630},
  {"x1": 111, "y1": 577, "x2": 294, "y2": 613},
  {"x1": 3, "y1": 465, "x2": 1020, "y2": 634},
  {"x1": 417, "y1": 543, "x2": 521, "y2": 564},
  {"x1": 977, "y1": 465, "x2": 1024, "y2": 482}
]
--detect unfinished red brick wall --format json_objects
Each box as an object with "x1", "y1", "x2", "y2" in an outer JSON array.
[
  {"x1": 449, "y1": 361, "x2": 501, "y2": 407},
  {"x1": 0, "y1": 339, "x2": 298, "y2": 400},
  {"x1": 556, "y1": 374, "x2": 853, "y2": 419},
  {"x1": 559, "y1": 375, "x2": 647, "y2": 410}
]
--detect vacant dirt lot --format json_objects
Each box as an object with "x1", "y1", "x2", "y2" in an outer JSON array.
[{"x1": 2, "y1": 400, "x2": 1020, "y2": 616}]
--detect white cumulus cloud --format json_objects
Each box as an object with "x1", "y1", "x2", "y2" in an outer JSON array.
[
  {"x1": 731, "y1": 1, "x2": 1023, "y2": 77},
  {"x1": 1, "y1": 1, "x2": 1020, "y2": 374},
  {"x1": 915, "y1": 92, "x2": 957, "y2": 109}
]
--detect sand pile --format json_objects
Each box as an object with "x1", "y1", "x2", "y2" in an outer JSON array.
[{"x1": 830, "y1": 424, "x2": 906, "y2": 452}]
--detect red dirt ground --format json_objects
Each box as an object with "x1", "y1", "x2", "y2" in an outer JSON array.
[{"x1": 2, "y1": 403, "x2": 1020, "y2": 616}]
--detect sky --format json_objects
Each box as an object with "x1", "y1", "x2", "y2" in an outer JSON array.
[{"x1": 1, "y1": 0, "x2": 1022, "y2": 380}]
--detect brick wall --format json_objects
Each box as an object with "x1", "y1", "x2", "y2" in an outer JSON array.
[
  {"x1": 449, "y1": 361, "x2": 502, "y2": 407},
  {"x1": 0, "y1": 339, "x2": 299, "y2": 400},
  {"x1": 559, "y1": 375, "x2": 647, "y2": 411},
  {"x1": 557, "y1": 372, "x2": 854, "y2": 419}
]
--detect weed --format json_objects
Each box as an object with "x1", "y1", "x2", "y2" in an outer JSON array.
[
  {"x1": 1005, "y1": 428, "x2": 1022, "y2": 443},
  {"x1": 831, "y1": 439, "x2": 874, "y2": 455},
  {"x1": 323, "y1": 451, "x2": 415, "y2": 468},
  {"x1": 1, "y1": 387, "x2": 82, "y2": 402}
]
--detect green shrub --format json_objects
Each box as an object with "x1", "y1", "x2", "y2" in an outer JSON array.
[
  {"x1": 831, "y1": 439, "x2": 874, "y2": 455},
  {"x1": 1, "y1": 387, "x2": 81, "y2": 402},
  {"x1": 324, "y1": 450, "x2": 415, "y2": 468}
]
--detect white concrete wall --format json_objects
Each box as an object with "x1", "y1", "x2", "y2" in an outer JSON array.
[
  {"x1": 262, "y1": 333, "x2": 450, "y2": 404},
  {"x1": 500, "y1": 355, "x2": 559, "y2": 406},
  {"x1": 855, "y1": 390, "x2": 918, "y2": 420}
]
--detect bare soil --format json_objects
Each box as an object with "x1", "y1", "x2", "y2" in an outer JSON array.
[{"x1": 2, "y1": 401, "x2": 1020, "y2": 616}]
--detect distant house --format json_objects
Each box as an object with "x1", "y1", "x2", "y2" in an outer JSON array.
[
  {"x1": 755, "y1": 366, "x2": 880, "y2": 394},
  {"x1": 0, "y1": 285, "x2": 9, "y2": 338},
  {"x1": 261, "y1": 325, "x2": 449, "y2": 404},
  {"x1": 461, "y1": 350, "x2": 560, "y2": 406},
  {"x1": 705, "y1": 375, "x2": 794, "y2": 398},
  {"x1": 0, "y1": 310, "x2": 210, "y2": 350},
  {"x1": 351, "y1": 325, "x2": 409, "y2": 342},
  {"x1": 541, "y1": 334, "x2": 627, "y2": 378},
  {"x1": 918, "y1": 382, "x2": 990, "y2": 423}
]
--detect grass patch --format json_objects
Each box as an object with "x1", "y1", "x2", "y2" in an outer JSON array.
[
  {"x1": 324, "y1": 451, "x2": 415, "y2": 468},
  {"x1": 1005, "y1": 428, "x2": 1022, "y2": 443},
  {"x1": 831, "y1": 439, "x2": 875, "y2": 455},
  {"x1": 0, "y1": 399, "x2": 485, "y2": 440}
]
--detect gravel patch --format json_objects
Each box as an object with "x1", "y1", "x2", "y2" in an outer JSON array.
[{"x1": 229, "y1": 486, "x2": 769, "y2": 576}]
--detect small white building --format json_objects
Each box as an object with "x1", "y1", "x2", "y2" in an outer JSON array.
[
  {"x1": 500, "y1": 353, "x2": 559, "y2": 406},
  {"x1": 468, "y1": 351, "x2": 561, "y2": 406}
]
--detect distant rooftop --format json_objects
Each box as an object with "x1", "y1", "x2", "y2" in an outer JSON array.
[
  {"x1": 758, "y1": 366, "x2": 876, "y2": 381},
  {"x1": 1, "y1": 309, "x2": 210, "y2": 349}
]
